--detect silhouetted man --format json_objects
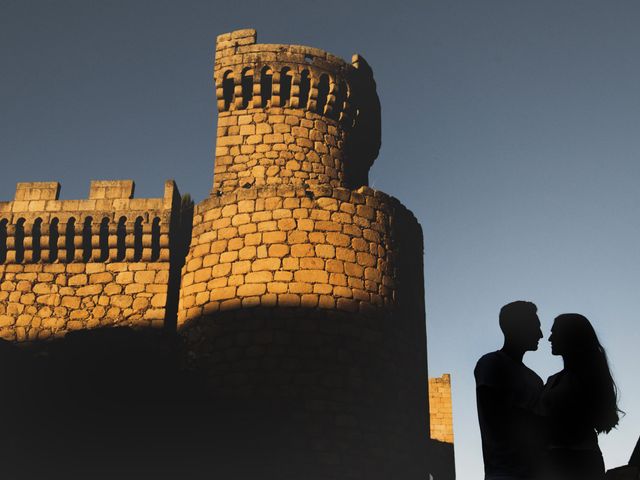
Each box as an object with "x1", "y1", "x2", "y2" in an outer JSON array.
[{"x1": 475, "y1": 301, "x2": 544, "y2": 479}]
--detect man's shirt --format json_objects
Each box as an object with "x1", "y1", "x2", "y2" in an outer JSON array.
[{"x1": 475, "y1": 350, "x2": 544, "y2": 479}]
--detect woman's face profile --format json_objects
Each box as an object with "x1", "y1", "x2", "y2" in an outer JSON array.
[{"x1": 548, "y1": 322, "x2": 565, "y2": 356}]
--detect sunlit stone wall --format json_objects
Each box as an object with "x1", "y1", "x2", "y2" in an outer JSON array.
[{"x1": 0, "y1": 181, "x2": 180, "y2": 340}]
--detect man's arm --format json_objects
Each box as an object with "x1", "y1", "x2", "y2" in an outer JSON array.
[{"x1": 476, "y1": 384, "x2": 510, "y2": 441}]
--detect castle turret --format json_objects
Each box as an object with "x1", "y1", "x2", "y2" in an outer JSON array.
[
  {"x1": 177, "y1": 29, "x2": 430, "y2": 479},
  {"x1": 212, "y1": 28, "x2": 380, "y2": 193}
]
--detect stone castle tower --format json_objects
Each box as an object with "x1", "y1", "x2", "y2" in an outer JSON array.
[{"x1": 0, "y1": 29, "x2": 454, "y2": 480}]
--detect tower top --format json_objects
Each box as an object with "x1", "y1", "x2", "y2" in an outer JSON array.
[{"x1": 211, "y1": 29, "x2": 381, "y2": 193}]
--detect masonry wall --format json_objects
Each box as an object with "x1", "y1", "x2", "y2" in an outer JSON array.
[
  {"x1": 429, "y1": 373, "x2": 454, "y2": 444},
  {"x1": 177, "y1": 184, "x2": 410, "y2": 324},
  {"x1": 177, "y1": 183, "x2": 429, "y2": 478},
  {"x1": 174, "y1": 29, "x2": 431, "y2": 479},
  {"x1": 0, "y1": 180, "x2": 181, "y2": 341}
]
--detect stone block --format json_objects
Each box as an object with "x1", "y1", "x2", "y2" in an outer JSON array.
[
  {"x1": 125, "y1": 284, "x2": 144, "y2": 294},
  {"x1": 268, "y1": 244, "x2": 289, "y2": 257},
  {"x1": 89, "y1": 272, "x2": 113, "y2": 284},
  {"x1": 237, "y1": 283, "x2": 267, "y2": 296},
  {"x1": 151, "y1": 293, "x2": 167, "y2": 308},
  {"x1": 337, "y1": 298, "x2": 359, "y2": 312},
  {"x1": 244, "y1": 271, "x2": 271, "y2": 283},
  {"x1": 294, "y1": 270, "x2": 328, "y2": 283},
  {"x1": 76, "y1": 284, "x2": 102, "y2": 296},
  {"x1": 210, "y1": 286, "x2": 236, "y2": 301},
  {"x1": 315, "y1": 245, "x2": 335, "y2": 258},
  {"x1": 32, "y1": 283, "x2": 54, "y2": 295},
  {"x1": 252, "y1": 258, "x2": 281, "y2": 271},
  {"x1": 20, "y1": 293, "x2": 35, "y2": 305},
  {"x1": 66, "y1": 264, "x2": 85, "y2": 274},
  {"x1": 278, "y1": 293, "x2": 300, "y2": 307},
  {"x1": 212, "y1": 263, "x2": 232, "y2": 277},
  {"x1": 70, "y1": 310, "x2": 89, "y2": 320},
  {"x1": 132, "y1": 297, "x2": 149, "y2": 311},
  {"x1": 291, "y1": 244, "x2": 314, "y2": 257},
  {"x1": 263, "y1": 231, "x2": 286, "y2": 244},
  {"x1": 104, "y1": 284, "x2": 122, "y2": 295},
  {"x1": 143, "y1": 309, "x2": 165, "y2": 320},
  {"x1": 135, "y1": 271, "x2": 156, "y2": 284},
  {"x1": 36, "y1": 294, "x2": 61, "y2": 306},
  {"x1": 112, "y1": 295, "x2": 133, "y2": 309},
  {"x1": 116, "y1": 272, "x2": 134, "y2": 284}
]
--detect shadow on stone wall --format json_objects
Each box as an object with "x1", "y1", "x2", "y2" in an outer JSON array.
[
  {"x1": 0, "y1": 329, "x2": 301, "y2": 479},
  {"x1": 0, "y1": 320, "x2": 441, "y2": 480},
  {"x1": 426, "y1": 439, "x2": 455, "y2": 480},
  {"x1": 178, "y1": 305, "x2": 430, "y2": 480}
]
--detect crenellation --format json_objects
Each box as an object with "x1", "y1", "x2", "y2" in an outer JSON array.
[
  {"x1": 89, "y1": 180, "x2": 135, "y2": 200},
  {"x1": 14, "y1": 182, "x2": 61, "y2": 201},
  {"x1": 0, "y1": 179, "x2": 181, "y2": 340}
]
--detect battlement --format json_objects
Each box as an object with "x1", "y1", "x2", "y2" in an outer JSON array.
[
  {"x1": 14, "y1": 182, "x2": 61, "y2": 201},
  {"x1": 212, "y1": 29, "x2": 381, "y2": 194},
  {"x1": 214, "y1": 29, "x2": 359, "y2": 125},
  {"x1": 0, "y1": 180, "x2": 179, "y2": 264}
]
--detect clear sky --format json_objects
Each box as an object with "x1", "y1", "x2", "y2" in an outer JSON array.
[{"x1": 2, "y1": 1, "x2": 639, "y2": 477}]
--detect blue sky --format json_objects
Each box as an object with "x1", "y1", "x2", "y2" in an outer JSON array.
[{"x1": 2, "y1": 1, "x2": 639, "y2": 477}]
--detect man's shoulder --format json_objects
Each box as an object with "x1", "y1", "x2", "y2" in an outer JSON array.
[
  {"x1": 475, "y1": 350, "x2": 504, "y2": 370},
  {"x1": 474, "y1": 351, "x2": 505, "y2": 383}
]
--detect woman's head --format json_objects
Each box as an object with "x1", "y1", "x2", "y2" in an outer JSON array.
[
  {"x1": 549, "y1": 313, "x2": 622, "y2": 433},
  {"x1": 549, "y1": 313, "x2": 600, "y2": 358}
]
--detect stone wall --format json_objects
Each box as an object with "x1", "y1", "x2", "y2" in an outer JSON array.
[
  {"x1": 429, "y1": 373, "x2": 454, "y2": 444},
  {"x1": 177, "y1": 182, "x2": 428, "y2": 478},
  {"x1": 173, "y1": 29, "x2": 432, "y2": 479},
  {"x1": 177, "y1": 184, "x2": 416, "y2": 325},
  {"x1": 0, "y1": 180, "x2": 181, "y2": 341}
]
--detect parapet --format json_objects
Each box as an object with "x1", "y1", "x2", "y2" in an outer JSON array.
[
  {"x1": 215, "y1": 29, "x2": 361, "y2": 123},
  {"x1": 88, "y1": 180, "x2": 135, "y2": 200},
  {"x1": 14, "y1": 182, "x2": 61, "y2": 201},
  {"x1": 0, "y1": 180, "x2": 180, "y2": 264}
]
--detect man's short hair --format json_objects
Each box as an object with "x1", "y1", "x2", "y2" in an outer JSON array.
[{"x1": 499, "y1": 301, "x2": 538, "y2": 334}]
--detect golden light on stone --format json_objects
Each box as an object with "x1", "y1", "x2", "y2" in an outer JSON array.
[{"x1": 0, "y1": 28, "x2": 455, "y2": 478}]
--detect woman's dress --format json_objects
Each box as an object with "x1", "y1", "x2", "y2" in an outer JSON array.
[{"x1": 539, "y1": 370, "x2": 605, "y2": 480}]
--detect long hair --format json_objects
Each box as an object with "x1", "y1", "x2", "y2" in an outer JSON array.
[{"x1": 553, "y1": 313, "x2": 622, "y2": 433}]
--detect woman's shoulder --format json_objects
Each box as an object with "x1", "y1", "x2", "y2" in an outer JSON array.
[{"x1": 546, "y1": 371, "x2": 563, "y2": 381}]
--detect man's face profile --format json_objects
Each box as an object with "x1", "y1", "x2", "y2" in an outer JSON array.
[
  {"x1": 520, "y1": 314, "x2": 543, "y2": 351},
  {"x1": 501, "y1": 304, "x2": 543, "y2": 351}
]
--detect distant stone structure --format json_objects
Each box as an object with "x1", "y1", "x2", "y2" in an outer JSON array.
[
  {"x1": 0, "y1": 29, "x2": 455, "y2": 479},
  {"x1": 429, "y1": 374, "x2": 454, "y2": 444}
]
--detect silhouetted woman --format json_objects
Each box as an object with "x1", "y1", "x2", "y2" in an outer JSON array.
[{"x1": 539, "y1": 313, "x2": 622, "y2": 480}]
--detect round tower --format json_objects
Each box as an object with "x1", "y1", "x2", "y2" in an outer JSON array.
[{"x1": 177, "y1": 29, "x2": 429, "y2": 480}]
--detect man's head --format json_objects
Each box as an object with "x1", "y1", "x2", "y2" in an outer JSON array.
[{"x1": 499, "y1": 301, "x2": 543, "y2": 351}]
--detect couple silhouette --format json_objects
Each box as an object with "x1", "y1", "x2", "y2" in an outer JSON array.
[{"x1": 475, "y1": 301, "x2": 622, "y2": 480}]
